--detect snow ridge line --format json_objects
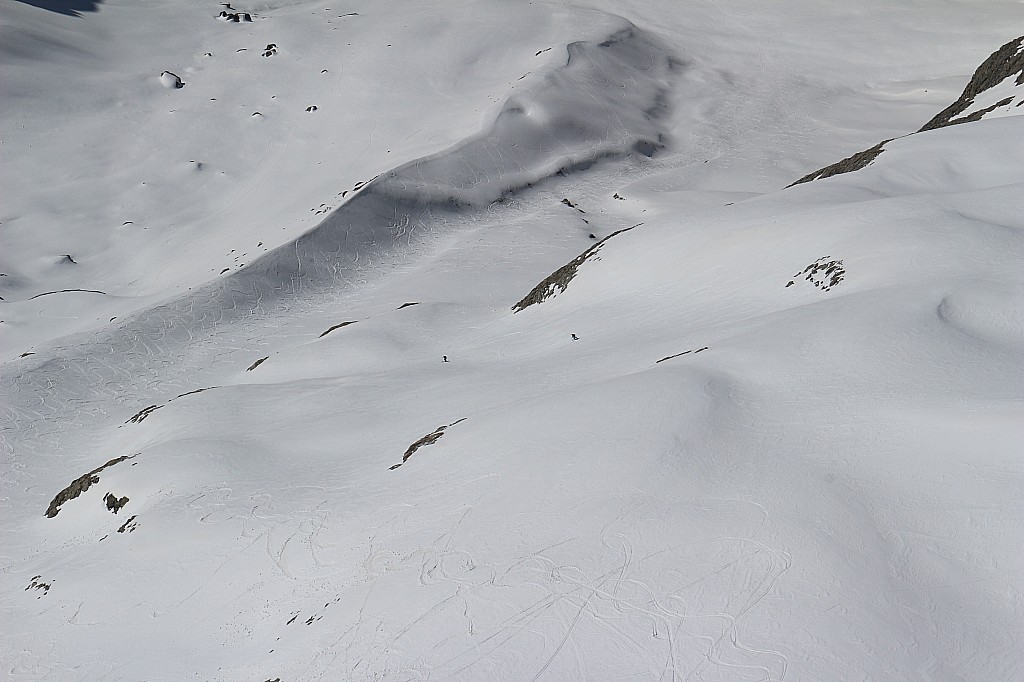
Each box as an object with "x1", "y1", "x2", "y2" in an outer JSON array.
[
  {"x1": 789, "y1": 34, "x2": 1024, "y2": 186},
  {"x1": 216, "y1": 21, "x2": 681, "y2": 306},
  {"x1": 0, "y1": 21, "x2": 680, "y2": 464}
]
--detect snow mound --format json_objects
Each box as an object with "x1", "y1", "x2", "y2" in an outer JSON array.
[
  {"x1": 938, "y1": 281, "x2": 1024, "y2": 351},
  {"x1": 158, "y1": 70, "x2": 183, "y2": 89},
  {"x1": 215, "y1": 23, "x2": 679, "y2": 304}
]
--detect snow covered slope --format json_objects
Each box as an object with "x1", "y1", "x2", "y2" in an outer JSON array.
[
  {"x1": 792, "y1": 34, "x2": 1024, "y2": 185},
  {"x1": 2, "y1": 1, "x2": 1023, "y2": 680}
]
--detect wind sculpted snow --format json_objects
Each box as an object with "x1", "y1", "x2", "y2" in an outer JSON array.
[
  {"x1": 1, "y1": 19, "x2": 679, "y2": 492},
  {"x1": 219, "y1": 23, "x2": 679, "y2": 304},
  {"x1": 4, "y1": 3, "x2": 1024, "y2": 680},
  {"x1": 790, "y1": 34, "x2": 1024, "y2": 186}
]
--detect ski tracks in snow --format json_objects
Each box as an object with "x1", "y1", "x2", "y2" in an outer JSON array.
[{"x1": 287, "y1": 497, "x2": 791, "y2": 680}]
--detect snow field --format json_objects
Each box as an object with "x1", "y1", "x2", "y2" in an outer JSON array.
[{"x1": 2, "y1": 0, "x2": 1023, "y2": 679}]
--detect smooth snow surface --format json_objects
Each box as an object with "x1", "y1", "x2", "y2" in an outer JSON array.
[{"x1": 2, "y1": 0, "x2": 1023, "y2": 680}]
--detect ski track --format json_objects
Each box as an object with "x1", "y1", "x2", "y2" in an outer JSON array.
[{"x1": 264, "y1": 496, "x2": 788, "y2": 681}]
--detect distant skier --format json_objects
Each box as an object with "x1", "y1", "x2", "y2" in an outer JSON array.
[
  {"x1": 442, "y1": 355, "x2": 448, "y2": 362},
  {"x1": 571, "y1": 334, "x2": 579, "y2": 341}
]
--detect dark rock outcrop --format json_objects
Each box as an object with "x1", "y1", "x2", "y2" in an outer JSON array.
[
  {"x1": 104, "y1": 492, "x2": 129, "y2": 513},
  {"x1": 390, "y1": 418, "x2": 466, "y2": 469},
  {"x1": 789, "y1": 141, "x2": 888, "y2": 186},
  {"x1": 217, "y1": 10, "x2": 252, "y2": 21},
  {"x1": 790, "y1": 36, "x2": 1023, "y2": 186},
  {"x1": 46, "y1": 455, "x2": 134, "y2": 518},
  {"x1": 247, "y1": 356, "x2": 269, "y2": 371},
  {"x1": 919, "y1": 36, "x2": 1024, "y2": 131},
  {"x1": 126, "y1": 404, "x2": 162, "y2": 423},
  {"x1": 319, "y1": 320, "x2": 357, "y2": 337},
  {"x1": 512, "y1": 224, "x2": 639, "y2": 311},
  {"x1": 117, "y1": 515, "x2": 138, "y2": 533}
]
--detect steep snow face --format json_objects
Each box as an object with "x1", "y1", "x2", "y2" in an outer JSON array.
[
  {"x1": 0, "y1": 0, "x2": 609, "y2": 316},
  {"x1": 960, "y1": 75, "x2": 1024, "y2": 118},
  {"x1": 382, "y1": 25, "x2": 679, "y2": 204},
  {"x1": 3, "y1": 0, "x2": 1020, "y2": 322},
  {"x1": 218, "y1": 22, "x2": 678, "y2": 305},
  {"x1": 791, "y1": 34, "x2": 1024, "y2": 186},
  {"x1": 919, "y1": 35, "x2": 1024, "y2": 129},
  {"x1": 2, "y1": 0, "x2": 1024, "y2": 681}
]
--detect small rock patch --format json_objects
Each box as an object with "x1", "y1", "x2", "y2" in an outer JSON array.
[
  {"x1": 104, "y1": 492, "x2": 130, "y2": 514},
  {"x1": 390, "y1": 419, "x2": 466, "y2": 469},
  {"x1": 789, "y1": 257, "x2": 845, "y2": 291},
  {"x1": 247, "y1": 356, "x2": 269, "y2": 371},
  {"x1": 26, "y1": 576, "x2": 51, "y2": 597}
]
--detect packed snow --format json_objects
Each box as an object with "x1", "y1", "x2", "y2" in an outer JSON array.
[{"x1": 2, "y1": 0, "x2": 1023, "y2": 680}]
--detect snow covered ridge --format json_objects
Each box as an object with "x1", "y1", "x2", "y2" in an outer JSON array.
[
  {"x1": 512, "y1": 224, "x2": 640, "y2": 312},
  {"x1": 919, "y1": 35, "x2": 1024, "y2": 129},
  {"x1": 791, "y1": 34, "x2": 1024, "y2": 185},
  {"x1": 216, "y1": 23, "x2": 678, "y2": 302},
  {"x1": 372, "y1": 25, "x2": 678, "y2": 205}
]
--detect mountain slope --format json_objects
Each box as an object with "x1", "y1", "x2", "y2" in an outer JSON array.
[
  {"x1": 790, "y1": 34, "x2": 1024, "y2": 185},
  {"x1": 2, "y1": 1, "x2": 1023, "y2": 680}
]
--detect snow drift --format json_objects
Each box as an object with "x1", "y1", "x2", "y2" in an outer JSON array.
[{"x1": 216, "y1": 23, "x2": 679, "y2": 303}]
